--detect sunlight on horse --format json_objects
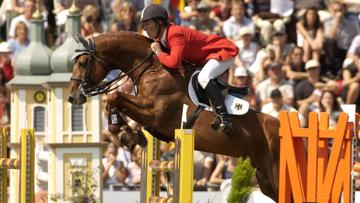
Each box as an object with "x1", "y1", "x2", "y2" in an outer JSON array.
[{"x1": 68, "y1": 32, "x2": 280, "y2": 201}]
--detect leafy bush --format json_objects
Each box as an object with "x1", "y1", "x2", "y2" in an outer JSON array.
[{"x1": 227, "y1": 157, "x2": 256, "y2": 203}]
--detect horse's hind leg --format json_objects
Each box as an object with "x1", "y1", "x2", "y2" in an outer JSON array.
[
  {"x1": 254, "y1": 155, "x2": 278, "y2": 202},
  {"x1": 256, "y1": 168, "x2": 278, "y2": 202}
]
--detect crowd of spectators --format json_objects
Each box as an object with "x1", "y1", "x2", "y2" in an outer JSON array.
[{"x1": 0, "y1": 0, "x2": 359, "y2": 193}]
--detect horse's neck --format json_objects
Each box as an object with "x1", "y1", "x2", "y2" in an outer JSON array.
[{"x1": 104, "y1": 38, "x2": 150, "y2": 79}]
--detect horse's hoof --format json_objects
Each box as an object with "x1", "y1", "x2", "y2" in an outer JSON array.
[{"x1": 133, "y1": 130, "x2": 147, "y2": 148}]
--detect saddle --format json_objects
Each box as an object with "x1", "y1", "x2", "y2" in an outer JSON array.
[
  {"x1": 191, "y1": 72, "x2": 249, "y2": 105},
  {"x1": 183, "y1": 72, "x2": 250, "y2": 128}
]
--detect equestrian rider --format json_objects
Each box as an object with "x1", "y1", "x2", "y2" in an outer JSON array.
[{"x1": 141, "y1": 4, "x2": 239, "y2": 135}]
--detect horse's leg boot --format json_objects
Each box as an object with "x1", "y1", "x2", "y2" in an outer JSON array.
[{"x1": 205, "y1": 80, "x2": 233, "y2": 135}]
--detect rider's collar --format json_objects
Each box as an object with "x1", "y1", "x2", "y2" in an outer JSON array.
[{"x1": 160, "y1": 26, "x2": 168, "y2": 48}]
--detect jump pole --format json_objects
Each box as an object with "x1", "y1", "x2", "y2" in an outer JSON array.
[{"x1": 0, "y1": 128, "x2": 35, "y2": 203}]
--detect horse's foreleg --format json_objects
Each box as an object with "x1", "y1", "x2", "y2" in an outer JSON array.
[{"x1": 106, "y1": 91, "x2": 155, "y2": 125}]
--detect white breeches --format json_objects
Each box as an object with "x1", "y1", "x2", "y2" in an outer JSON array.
[{"x1": 197, "y1": 58, "x2": 235, "y2": 89}]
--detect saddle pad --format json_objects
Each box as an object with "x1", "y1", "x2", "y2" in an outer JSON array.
[{"x1": 188, "y1": 71, "x2": 249, "y2": 115}]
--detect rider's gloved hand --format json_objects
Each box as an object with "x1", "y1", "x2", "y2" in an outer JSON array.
[{"x1": 151, "y1": 42, "x2": 162, "y2": 56}]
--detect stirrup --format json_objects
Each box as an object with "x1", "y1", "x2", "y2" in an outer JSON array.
[
  {"x1": 210, "y1": 116, "x2": 233, "y2": 135},
  {"x1": 217, "y1": 123, "x2": 227, "y2": 135}
]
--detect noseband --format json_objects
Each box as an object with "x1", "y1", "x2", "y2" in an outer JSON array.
[{"x1": 70, "y1": 37, "x2": 153, "y2": 97}]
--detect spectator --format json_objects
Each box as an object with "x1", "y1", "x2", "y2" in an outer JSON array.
[
  {"x1": 256, "y1": 62, "x2": 294, "y2": 107},
  {"x1": 203, "y1": 0, "x2": 221, "y2": 9},
  {"x1": 340, "y1": 58, "x2": 360, "y2": 105},
  {"x1": 54, "y1": 0, "x2": 97, "y2": 11},
  {"x1": 110, "y1": 2, "x2": 139, "y2": 33},
  {"x1": 0, "y1": 86, "x2": 10, "y2": 127},
  {"x1": 208, "y1": 155, "x2": 237, "y2": 186},
  {"x1": 0, "y1": 42, "x2": 14, "y2": 82},
  {"x1": 295, "y1": 59, "x2": 325, "y2": 126},
  {"x1": 296, "y1": 7, "x2": 324, "y2": 61},
  {"x1": 266, "y1": 23, "x2": 294, "y2": 63},
  {"x1": 8, "y1": 21, "x2": 29, "y2": 62},
  {"x1": 222, "y1": 0, "x2": 255, "y2": 41},
  {"x1": 126, "y1": 145, "x2": 142, "y2": 184},
  {"x1": 11, "y1": 0, "x2": 25, "y2": 15},
  {"x1": 250, "y1": 0, "x2": 293, "y2": 46},
  {"x1": 102, "y1": 143, "x2": 128, "y2": 186},
  {"x1": 81, "y1": 4, "x2": 103, "y2": 37},
  {"x1": 230, "y1": 67, "x2": 257, "y2": 109},
  {"x1": 261, "y1": 88, "x2": 297, "y2": 118},
  {"x1": 347, "y1": 34, "x2": 360, "y2": 60},
  {"x1": 116, "y1": 145, "x2": 132, "y2": 171},
  {"x1": 283, "y1": 46, "x2": 307, "y2": 88},
  {"x1": 109, "y1": 0, "x2": 122, "y2": 25},
  {"x1": 250, "y1": 47, "x2": 275, "y2": 84},
  {"x1": 234, "y1": 26, "x2": 258, "y2": 69},
  {"x1": 8, "y1": 0, "x2": 35, "y2": 39},
  {"x1": 194, "y1": 151, "x2": 214, "y2": 187},
  {"x1": 323, "y1": 1, "x2": 360, "y2": 75},
  {"x1": 179, "y1": 0, "x2": 201, "y2": 27},
  {"x1": 127, "y1": 0, "x2": 144, "y2": 15},
  {"x1": 230, "y1": 66, "x2": 249, "y2": 87},
  {"x1": 189, "y1": 2, "x2": 219, "y2": 35},
  {"x1": 315, "y1": 90, "x2": 341, "y2": 128},
  {"x1": 209, "y1": 0, "x2": 231, "y2": 27}
]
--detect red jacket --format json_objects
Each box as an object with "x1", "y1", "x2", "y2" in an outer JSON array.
[{"x1": 157, "y1": 24, "x2": 239, "y2": 69}]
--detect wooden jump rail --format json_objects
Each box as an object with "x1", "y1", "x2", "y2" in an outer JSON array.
[
  {"x1": 0, "y1": 158, "x2": 21, "y2": 169},
  {"x1": 279, "y1": 112, "x2": 359, "y2": 203},
  {"x1": 140, "y1": 129, "x2": 195, "y2": 203},
  {"x1": 0, "y1": 129, "x2": 35, "y2": 203},
  {"x1": 149, "y1": 160, "x2": 175, "y2": 172}
]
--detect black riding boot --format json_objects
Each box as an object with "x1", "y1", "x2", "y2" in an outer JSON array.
[{"x1": 204, "y1": 79, "x2": 233, "y2": 135}]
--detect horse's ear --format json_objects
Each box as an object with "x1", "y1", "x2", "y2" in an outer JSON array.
[
  {"x1": 76, "y1": 34, "x2": 89, "y2": 49},
  {"x1": 88, "y1": 37, "x2": 95, "y2": 52},
  {"x1": 73, "y1": 33, "x2": 80, "y2": 43}
]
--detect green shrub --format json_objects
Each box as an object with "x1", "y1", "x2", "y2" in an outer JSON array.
[{"x1": 227, "y1": 157, "x2": 256, "y2": 203}]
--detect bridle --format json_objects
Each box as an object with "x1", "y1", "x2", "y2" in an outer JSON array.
[{"x1": 70, "y1": 36, "x2": 154, "y2": 97}]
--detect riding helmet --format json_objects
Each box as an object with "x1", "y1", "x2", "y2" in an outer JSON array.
[{"x1": 141, "y1": 4, "x2": 168, "y2": 22}]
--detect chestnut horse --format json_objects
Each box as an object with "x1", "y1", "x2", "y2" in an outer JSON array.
[{"x1": 68, "y1": 32, "x2": 280, "y2": 201}]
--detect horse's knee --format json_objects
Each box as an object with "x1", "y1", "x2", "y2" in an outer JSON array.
[{"x1": 106, "y1": 91, "x2": 121, "y2": 106}]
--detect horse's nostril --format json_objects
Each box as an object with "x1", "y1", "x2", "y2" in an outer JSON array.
[{"x1": 68, "y1": 96, "x2": 74, "y2": 103}]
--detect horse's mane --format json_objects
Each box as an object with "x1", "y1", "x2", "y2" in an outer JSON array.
[
  {"x1": 93, "y1": 32, "x2": 194, "y2": 81},
  {"x1": 94, "y1": 32, "x2": 152, "y2": 51}
]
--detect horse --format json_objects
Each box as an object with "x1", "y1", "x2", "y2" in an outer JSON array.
[{"x1": 68, "y1": 32, "x2": 280, "y2": 201}]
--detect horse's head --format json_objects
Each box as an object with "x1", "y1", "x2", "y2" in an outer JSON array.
[
  {"x1": 68, "y1": 35, "x2": 109, "y2": 105},
  {"x1": 68, "y1": 32, "x2": 155, "y2": 105}
]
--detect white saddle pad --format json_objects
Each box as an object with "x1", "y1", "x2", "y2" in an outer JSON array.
[{"x1": 188, "y1": 71, "x2": 249, "y2": 115}]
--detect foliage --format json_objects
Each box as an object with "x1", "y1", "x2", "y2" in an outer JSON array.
[
  {"x1": 227, "y1": 157, "x2": 256, "y2": 203},
  {"x1": 49, "y1": 165, "x2": 99, "y2": 203}
]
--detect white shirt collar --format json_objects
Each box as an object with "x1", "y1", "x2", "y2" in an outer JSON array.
[{"x1": 160, "y1": 27, "x2": 167, "y2": 48}]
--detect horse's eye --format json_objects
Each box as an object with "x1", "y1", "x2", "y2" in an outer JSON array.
[{"x1": 79, "y1": 61, "x2": 87, "y2": 67}]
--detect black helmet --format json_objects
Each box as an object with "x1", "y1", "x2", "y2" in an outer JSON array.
[{"x1": 141, "y1": 4, "x2": 168, "y2": 22}]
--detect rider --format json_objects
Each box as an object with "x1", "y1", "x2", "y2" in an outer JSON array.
[{"x1": 141, "y1": 4, "x2": 239, "y2": 135}]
